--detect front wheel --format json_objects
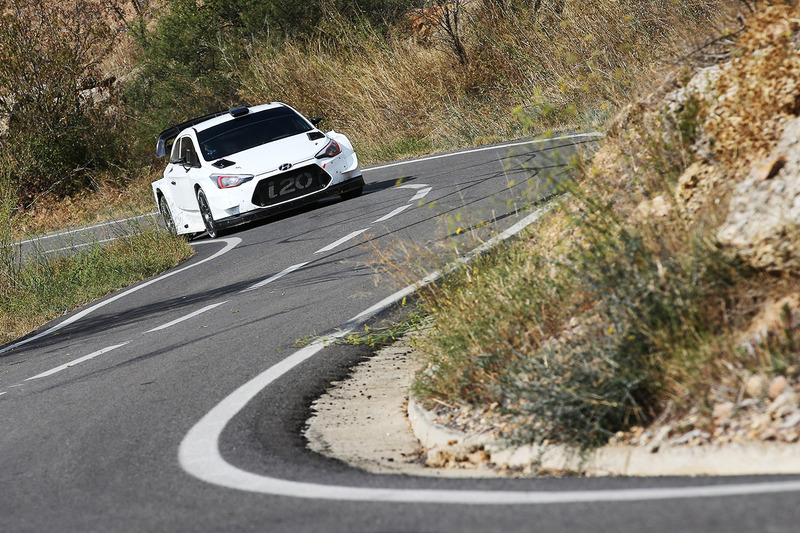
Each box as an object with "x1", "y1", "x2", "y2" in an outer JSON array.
[
  {"x1": 196, "y1": 188, "x2": 221, "y2": 239},
  {"x1": 158, "y1": 195, "x2": 177, "y2": 235}
]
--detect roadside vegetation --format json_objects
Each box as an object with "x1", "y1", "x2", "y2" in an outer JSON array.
[
  {"x1": 0, "y1": 154, "x2": 192, "y2": 346},
  {"x1": 1, "y1": 0, "x2": 796, "y2": 457},
  {"x1": 413, "y1": 2, "x2": 800, "y2": 453}
]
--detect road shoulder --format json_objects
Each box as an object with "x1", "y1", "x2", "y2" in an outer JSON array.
[{"x1": 306, "y1": 336, "x2": 800, "y2": 477}]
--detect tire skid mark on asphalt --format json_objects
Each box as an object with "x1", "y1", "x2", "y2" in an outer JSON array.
[
  {"x1": 246, "y1": 184, "x2": 431, "y2": 291},
  {"x1": 145, "y1": 301, "x2": 229, "y2": 333},
  {"x1": 240, "y1": 263, "x2": 310, "y2": 293},
  {"x1": 180, "y1": 200, "x2": 800, "y2": 503},
  {"x1": 26, "y1": 343, "x2": 130, "y2": 381},
  {"x1": 8, "y1": 179, "x2": 423, "y2": 385},
  {"x1": 5, "y1": 182, "x2": 425, "y2": 388},
  {"x1": 0, "y1": 238, "x2": 241, "y2": 356},
  {"x1": 372, "y1": 205, "x2": 412, "y2": 223},
  {"x1": 17, "y1": 303, "x2": 230, "y2": 385},
  {"x1": 313, "y1": 229, "x2": 370, "y2": 255},
  {"x1": 362, "y1": 133, "x2": 602, "y2": 173}
]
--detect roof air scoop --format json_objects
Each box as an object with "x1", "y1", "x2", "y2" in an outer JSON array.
[
  {"x1": 212, "y1": 159, "x2": 236, "y2": 169},
  {"x1": 229, "y1": 106, "x2": 249, "y2": 118}
]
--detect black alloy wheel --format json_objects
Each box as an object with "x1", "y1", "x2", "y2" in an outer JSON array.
[
  {"x1": 196, "y1": 188, "x2": 220, "y2": 239},
  {"x1": 158, "y1": 195, "x2": 177, "y2": 235}
]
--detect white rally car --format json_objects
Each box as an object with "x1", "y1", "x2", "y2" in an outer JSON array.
[{"x1": 152, "y1": 103, "x2": 363, "y2": 238}]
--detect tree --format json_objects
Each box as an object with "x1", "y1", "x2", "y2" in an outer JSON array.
[{"x1": 0, "y1": 0, "x2": 127, "y2": 203}]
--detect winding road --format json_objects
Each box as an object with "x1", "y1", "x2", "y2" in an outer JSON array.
[{"x1": 3, "y1": 133, "x2": 798, "y2": 532}]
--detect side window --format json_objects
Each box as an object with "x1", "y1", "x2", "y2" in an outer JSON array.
[
  {"x1": 169, "y1": 138, "x2": 181, "y2": 163},
  {"x1": 176, "y1": 137, "x2": 200, "y2": 167},
  {"x1": 179, "y1": 138, "x2": 200, "y2": 167}
]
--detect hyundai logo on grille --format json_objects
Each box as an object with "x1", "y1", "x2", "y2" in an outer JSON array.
[{"x1": 279, "y1": 163, "x2": 292, "y2": 171}]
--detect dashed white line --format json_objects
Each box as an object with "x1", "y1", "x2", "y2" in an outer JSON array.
[
  {"x1": 395, "y1": 184, "x2": 431, "y2": 190},
  {"x1": 146, "y1": 302, "x2": 229, "y2": 333},
  {"x1": 314, "y1": 229, "x2": 369, "y2": 254},
  {"x1": 373, "y1": 205, "x2": 412, "y2": 223},
  {"x1": 409, "y1": 187, "x2": 432, "y2": 202},
  {"x1": 0, "y1": 237, "x2": 241, "y2": 355},
  {"x1": 180, "y1": 201, "x2": 800, "y2": 503},
  {"x1": 26, "y1": 343, "x2": 130, "y2": 381},
  {"x1": 241, "y1": 263, "x2": 310, "y2": 293}
]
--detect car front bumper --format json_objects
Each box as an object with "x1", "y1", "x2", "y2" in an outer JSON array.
[{"x1": 211, "y1": 175, "x2": 364, "y2": 231}]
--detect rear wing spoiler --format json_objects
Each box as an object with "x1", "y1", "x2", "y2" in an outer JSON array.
[{"x1": 155, "y1": 106, "x2": 251, "y2": 157}]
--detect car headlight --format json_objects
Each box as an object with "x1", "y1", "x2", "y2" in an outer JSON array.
[
  {"x1": 211, "y1": 174, "x2": 254, "y2": 188},
  {"x1": 315, "y1": 139, "x2": 341, "y2": 159}
]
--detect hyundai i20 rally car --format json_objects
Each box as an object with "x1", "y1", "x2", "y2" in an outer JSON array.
[{"x1": 152, "y1": 103, "x2": 364, "y2": 238}]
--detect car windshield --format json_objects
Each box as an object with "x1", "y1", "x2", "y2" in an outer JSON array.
[{"x1": 197, "y1": 107, "x2": 313, "y2": 161}]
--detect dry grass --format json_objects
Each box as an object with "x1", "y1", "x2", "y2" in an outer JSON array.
[
  {"x1": 236, "y1": 0, "x2": 734, "y2": 163},
  {"x1": 412, "y1": 1, "x2": 800, "y2": 451},
  {"x1": 10, "y1": 169, "x2": 158, "y2": 239},
  {"x1": 0, "y1": 226, "x2": 193, "y2": 346}
]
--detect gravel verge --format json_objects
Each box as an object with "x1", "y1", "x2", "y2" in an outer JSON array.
[{"x1": 306, "y1": 337, "x2": 800, "y2": 477}]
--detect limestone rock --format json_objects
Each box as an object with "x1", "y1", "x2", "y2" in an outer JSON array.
[{"x1": 718, "y1": 116, "x2": 800, "y2": 272}]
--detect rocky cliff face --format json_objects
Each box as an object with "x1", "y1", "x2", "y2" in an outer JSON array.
[{"x1": 652, "y1": 2, "x2": 800, "y2": 338}]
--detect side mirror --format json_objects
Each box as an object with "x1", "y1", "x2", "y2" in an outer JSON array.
[{"x1": 311, "y1": 117, "x2": 324, "y2": 127}]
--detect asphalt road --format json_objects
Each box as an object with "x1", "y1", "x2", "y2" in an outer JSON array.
[{"x1": 3, "y1": 133, "x2": 799, "y2": 532}]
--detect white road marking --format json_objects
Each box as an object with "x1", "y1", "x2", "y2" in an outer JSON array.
[
  {"x1": 16, "y1": 212, "x2": 158, "y2": 246},
  {"x1": 146, "y1": 302, "x2": 228, "y2": 333},
  {"x1": 241, "y1": 263, "x2": 310, "y2": 293},
  {"x1": 362, "y1": 133, "x2": 602, "y2": 173},
  {"x1": 314, "y1": 229, "x2": 369, "y2": 254},
  {"x1": 42, "y1": 237, "x2": 117, "y2": 255},
  {"x1": 180, "y1": 202, "x2": 800, "y2": 502},
  {"x1": 0, "y1": 238, "x2": 242, "y2": 355},
  {"x1": 409, "y1": 187, "x2": 432, "y2": 202},
  {"x1": 395, "y1": 184, "x2": 431, "y2": 190},
  {"x1": 373, "y1": 205, "x2": 412, "y2": 223},
  {"x1": 26, "y1": 343, "x2": 129, "y2": 381}
]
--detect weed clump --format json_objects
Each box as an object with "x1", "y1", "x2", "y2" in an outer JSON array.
[{"x1": 413, "y1": 2, "x2": 800, "y2": 453}]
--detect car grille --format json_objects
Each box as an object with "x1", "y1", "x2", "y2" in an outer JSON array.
[{"x1": 251, "y1": 166, "x2": 332, "y2": 207}]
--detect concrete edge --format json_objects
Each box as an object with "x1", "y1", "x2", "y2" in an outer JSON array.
[{"x1": 408, "y1": 399, "x2": 800, "y2": 476}]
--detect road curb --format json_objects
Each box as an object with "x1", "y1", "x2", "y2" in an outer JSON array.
[{"x1": 407, "y1": 398, "x2": 800, "y2": 476}]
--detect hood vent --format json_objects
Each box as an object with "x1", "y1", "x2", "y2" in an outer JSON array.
[{"x1": 212, "y1": 159, "x2": 236, "y2": 169}]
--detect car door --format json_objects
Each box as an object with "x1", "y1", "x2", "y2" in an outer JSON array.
[{"x1": 166, "y1": 136, "x2": 203, "y2": 212}]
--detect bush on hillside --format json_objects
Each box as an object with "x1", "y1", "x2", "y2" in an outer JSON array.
[{"x1": 0, "y1": 0, "x2": 132, "y2": 205}]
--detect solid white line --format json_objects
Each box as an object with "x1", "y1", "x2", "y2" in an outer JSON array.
[
  {"x1": 26, "y1": 343, "x2": 129, "y2": 381},
  {"x1": 362, "y1": 133, "x2": 602, "y2": 173},
  {"x1": 373, "y1": 205, "x2": 412, "y2": 223},
  {"x1": 42, "y1": 237, "x2": 117, "y2": 255},
  {"x1": 179, "y1": 200, "x2": 800, "y2": 503},
  {"x1": 241, "y1": 263, "x2": 310, "y2": 293},
  {"x1": 0, "y1": 237, "x2": 242, "y2": 355},
  {"x1": 17, "y1": 212, "x2": 158, "y2": 245},
  {"x1": 146, "y1": 302, "x2": 228, "y2": 333},
  {"x1": 314, "y1": 229, "x2": 368, "y2": 254}
]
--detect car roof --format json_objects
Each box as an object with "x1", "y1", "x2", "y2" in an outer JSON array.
[{"x1": 155, "y1": 102, "x2": 287, "y2": 157}]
